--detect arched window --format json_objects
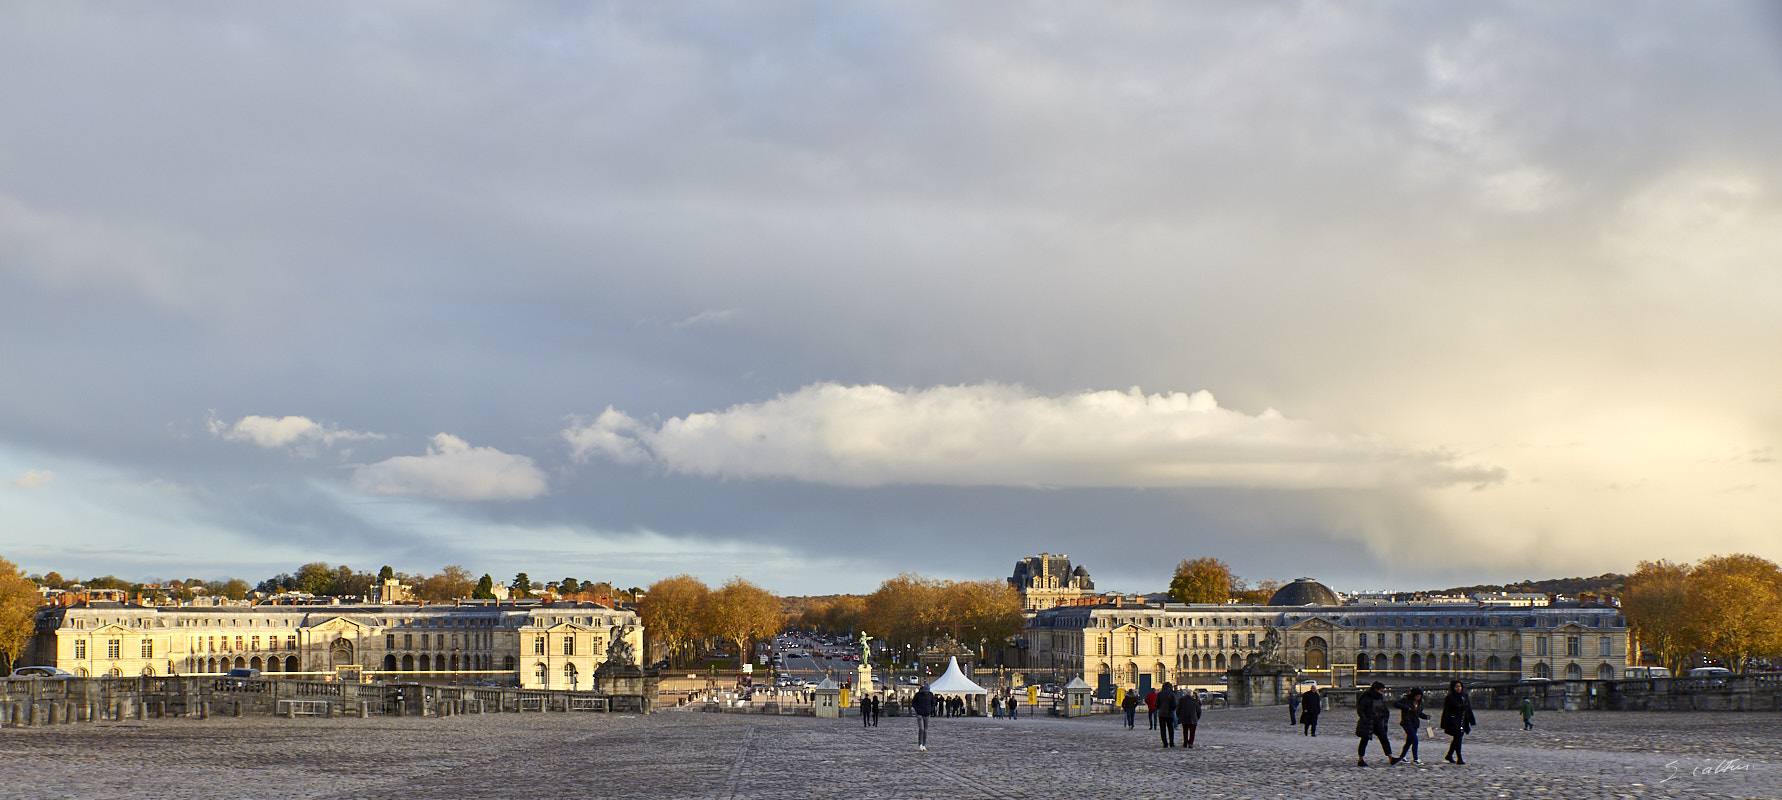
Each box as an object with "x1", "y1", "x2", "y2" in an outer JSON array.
[
  {"x1": 1566, "y1": 662, "x2": 1583, "y2": 680},
  {"x1": 250, "y1": 656, "x2": 263, "y2": 671},
  {"x1": 535, "y1": 662, "x2": 549, "y2": 687},
  {"x1": 1596, "y1": 663, "x2": 1614, "y2": 680},
  {"x1": 419, "y1": 655, "x2": 430, "y2": 672},
  {"x1": 1375, "y1": 653, "x2": 1389, "y2": 671},
  {"x1": 1393, "y1": 653, "x2": 1406, "y2": 671},
  {"x1": 503, "y1": 656, "x2": 516, "y2": 672},
  {"x1": 1409, "y1": 653, "x2": 1422, "y2": 673},
  {"x1": 402, "y1": 654, "x2": 415, "y2": 672},
  {"x1": 1533, "y1": 661, "x2": 1551, "y2": 678},
  {"x1": 1303, "y1": 636, "x2": 1328, "y2": 671},
  {"x1": 285, "y1": 655, "x2": 298, "y2": 672},
  {"x1": 1440, "y1": 653, "x2": 1451, "y2": 673},
  {"x1": 1355, "y1": 653, "x2": 1368, "y2": 671},
  {"x1": 383, "y1": 655, "x2": 397, "y2": 671},
  {"x1": 1217, "y1": 653, "x2": 1229, "y2": 670},
  {"x1": 1486, "y1": 655, "x2": 1502, "y2": 676},
  {"x1": 564, "y1": 663, "x2": 578, "y2": 688}
]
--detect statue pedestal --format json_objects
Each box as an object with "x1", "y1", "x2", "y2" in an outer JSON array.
[
  {"x1": 855, "y1": 664, "x2": 875, "y2": 694},
  {"x1": 1228, "y1": 664, "x2": 1297, "y2": 707}
]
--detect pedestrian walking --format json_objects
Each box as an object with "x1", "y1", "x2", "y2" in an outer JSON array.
[
  {"x1": 1145, "y1": 688, "x2": 1159, "y2": 729},
  {"x1": 1300, "y1": 685, "x2": 1321, "y2": 736},
  {"x1": 1121, "y1": 689, "x2": 1140, "y2": 729},
  {"x1": 861, "y1": 693, "x2": 873, "y2": 727},
  {"x1": 1355, "y1": 681, "x2": 1401, "y2": 767},
  {"x1": 1441, "y1": 681, "x2": 1476, "y2": 765},
  {"x1": 1008, "y1": 693, "x2": 1019, "y2": 720},
  {"x1": 912, "y1": 684, "x2": 937, "y2": 752},
  {"x1": 1519, "y1": 696, "x2": 1535, "y2": 730},
  {"x1": 1288, "y1": 687, "x2": 1301, "y2": 725},
  {"x1": 871, "y1": 695, "x2": 881, "y2": 726},
  {"x1": 1155, "y1": 683, "x2": 1178, "y2": 747},
  {"x1": 1175, "y1": 686, "x2": 1202, "y2": 749},
  {"x1": 991, "y1": 695, "x2": 1002, "y2": 718},
  {"x1": 1393, "y1": 688, "x2": 1430, "y2": 764}
]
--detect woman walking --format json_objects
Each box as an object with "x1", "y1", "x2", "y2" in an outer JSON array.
[
  {"x1": 1441, "y1": 681, "x2": 1477, "y2": 765},
  {"x1": 1355, "y1": 681, "x2": 1400, "y2": 767},
  {"x1": 1393, "y1": 688, "x2": 1430, "y2": 764}
]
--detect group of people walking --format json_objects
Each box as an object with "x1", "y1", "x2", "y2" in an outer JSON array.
[
  {"x1": 1120, "y1": 684, "x2": 1204, "y2": 748},
  {"x1": 1354, "y1": 680, "x2": 1476, "y2": 767}
]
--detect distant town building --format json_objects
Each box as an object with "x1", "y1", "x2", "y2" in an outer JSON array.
[
  {"x1": 26, "y1": 599, "x2": 642, "y2": 691},
  {"x1": 1008, "y1": 553, "x2": 1095, "y2": 611},
  {"x1": 1474, "y1": 592, "x2": 1551, "y2": 607},
  {"x1": 1023, "y1": 576, "x2": 1631, "y2": 695}
]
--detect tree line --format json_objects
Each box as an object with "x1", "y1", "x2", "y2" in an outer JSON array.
[
  {"x1": 1622, "y1": 554, "x2": 1782, "y2": 675},
  {"x1": 636, "y1": 575, "x2": 781, "y2": 669},
  {"x1": 1167, "y1": 557, "x2": 1283, "y2": 604},
  {"x1": 794, "y1": 575, "x2": 1025, "y2": 656},
  {"x1": 19, "y1": 562, "x2": 642, "y2": 606}
]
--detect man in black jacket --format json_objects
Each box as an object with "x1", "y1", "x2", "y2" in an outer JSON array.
[
  {"x1": 1441, "y1": 681, "x2": 1477, "y2": 765},
  {"x1": 912, "y1": 685, "x2": 937, "y2": 752},
  {"x1": 1300, "y1": 685, "x2": 1322, "y2": 736},
  {"x1": 1355, "y1": 682, "x2": 1401, "y2": 767},
  {"x1": 1175, "y1": 688, "x2": 1202, "y2": 749},
  {"x1": 1155, "y1": 683, "x2": 1178, "y2": 747}
]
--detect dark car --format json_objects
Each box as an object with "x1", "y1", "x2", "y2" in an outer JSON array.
[
  {"x1": 221, "y1": 667, "x2": 263, "y2": 690},
  {"x1": 9, "y1": 666, "x2": 75, "y2": 678}
]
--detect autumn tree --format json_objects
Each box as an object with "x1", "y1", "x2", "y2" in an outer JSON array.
[
  {"x1": 1168, "y1": 557, "x2": 1234, "y2": 604},
  {"x1": 1623, "y1": 560, "x2": 1693, "y2": 674},
  {"x1": 0, "y1": 557, "x2": 40, "y2": 674},
  {"x1": 862, "y1": 574, "x2": 941, "y2": 648},
  {"x1": 1685, "y1": 554, "x2": 1782, "y2": 674},
  {"x1": 703, "y1": 577, "x2": 782, "y2": 660},
  {"x1": 638, "y1": 575, "x2": 711, "y2": 668},
  {"x1": 412, "y1": 565, "x2": 476, "y2": 603}
]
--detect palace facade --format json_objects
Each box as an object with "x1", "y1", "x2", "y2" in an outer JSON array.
[
  {"x1": 1024, "y1": 578, "x2": 1632, "y2": 694},
  {"x1": 1008, "y1": 553, "x2": 1096, "y2": 611},
  {"x1": 27, "y1": 599, "x2": 643, "y2": 691}
]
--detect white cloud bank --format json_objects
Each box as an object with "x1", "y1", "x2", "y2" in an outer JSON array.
[
  {"x1": 351, "y1": 434, "x2": 548, "y2": 501},
  {"x1": 565, "y1": 383, "x2": 1504, "y2": 490},
  {"x1": 208, "y1": 413, "x2": 382, "y2": 452}
]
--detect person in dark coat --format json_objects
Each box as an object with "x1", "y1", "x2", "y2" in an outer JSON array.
[
  {"x1": 1441, "y1": 681, "x2": 1477, "y2": 765},
  {"x1": 1393, "y1": 687, "x2": 1430, "y2": 764},
  {"x1": 861, "y1": 693, "x2": 873, "y2": 727},
  {"x1": 1008, "y1": 693, "x2": 1019, "y2": 720},
  {"x1": 871, "y1": 695, "x2": 881, "y2": 726},
  {"x1": 912, "y1": 685, "x2": 937, "y2": 751},
  {"x1": 1175, "y1": 687, "x2": 1203, "y2": 748},
  {"x1": 1155, "y1": 683, "x2": 1178, "y2": 747},
  {"x1": 1354, "y1": 681, "x2": 1400, "y2": 767},
  {"x1": 1288, "y1": 687, "x2": 1301, "y2": 725},
  {"x1": 1300, "y1": 685, "x2": 1322, "y2": 736},
  {"x1": 1121, "y1": 690, "x2": 1140, "y2": 729}
]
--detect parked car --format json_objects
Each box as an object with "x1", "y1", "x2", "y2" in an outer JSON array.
[
  {"x1": 8, "y1": 666, "x2": 75, "y2": 678},
  {"x1": 221, "y1": 667, "x2": 263, "y2": 690},
  {"x1": 1625, "y1": 666, "x2": 1672, "y2": 679}
]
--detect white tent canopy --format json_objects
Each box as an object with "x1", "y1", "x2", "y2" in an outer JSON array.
[{"x1": 925, "y1": 656, "x2": 987, "y2": 695}]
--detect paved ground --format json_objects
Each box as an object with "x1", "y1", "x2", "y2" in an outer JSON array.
[{"x1": 1, "y1": 704, "x2": 1774, "y2": 799}]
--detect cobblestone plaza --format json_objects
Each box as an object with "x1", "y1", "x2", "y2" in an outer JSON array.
[{"x1": 1, "y1": 705, "x2": 1772, "y2": 799}]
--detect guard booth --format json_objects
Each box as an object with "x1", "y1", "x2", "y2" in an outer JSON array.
[
  {"x1": 814, "y1": 678, "x2": 842, "y2": 719},
  {"x1": 1064, "y1": 676, "x2": 1093, "y2": 717}
]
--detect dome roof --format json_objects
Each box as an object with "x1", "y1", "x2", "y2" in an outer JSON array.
[
  {"x1": 1268, "y1": 578, "x2": 1340, "y2": 606},
  {"x1": 1072, "y1": 565, "x2": 1090, "y2": 576}
]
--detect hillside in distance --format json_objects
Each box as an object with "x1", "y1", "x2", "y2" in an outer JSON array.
[{"x1": 1429, "y1": 573, "x2": 1627, "y2": 598}]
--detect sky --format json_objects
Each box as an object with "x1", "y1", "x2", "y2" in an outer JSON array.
[{"x1": 2, "y1": 2, "x2": 1780, "y2": 597}]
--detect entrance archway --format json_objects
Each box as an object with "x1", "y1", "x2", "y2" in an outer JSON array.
[{"x1": 1303, "y1": 636, "x2": 1328, "y2": 671}]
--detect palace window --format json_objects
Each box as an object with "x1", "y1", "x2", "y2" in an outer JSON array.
[
  {"x1": 421, "y1": 634, "x2": 430, "y2": 649},
  {"x1": 1412, "y1": 633, "x2": 1420, "y2": 648},
  {"x1": 1246, "y1": 633, "x2": 1256, "y2": 648},
  {"x1": 405, "y1": 634, "x2": 413, "y2": 649},
  {"x1": 563, "y1": 636, "x2": 575, "y2": 656},
  {"x1": 1535, "y1": 636, "x2": 1549, "y2": 657},
  {"x1": 286, "y1": 635, "x2": 296, "y2": 650},
  {"x1": 75, "y1": 640, "x2": 87, "y2": 659},
  {"x1": 1566, "y1": 636, "x2": 1581, "y2": 657},
  {"x1": 1358, "y1": 634, "x2": 1368, "y2": 648},
  {"x1": 1598, "y1": 636, "x2": 1612, "y2": 657},
  {"x1": 387, "y1": 634, "x2": 396, "y2": 649},
  {"x1": 534, "y1": 636, "x2": 546, "y2": 655},
  {"x1": 141, "y1": 639, "x2": 153, "y2": 658},
  {"x1": 1097, "y1": 638, "x2": 1107, "y2": 657},
  {"x1": 1396, "y1": 633, "x2": 1404, "y2": 648},
  {"x1": 107, "y1": 639, "x2": 121, "y2": 659},
  {"x1": 251, "y1": 636, "x2": 260, "y2": 651}
]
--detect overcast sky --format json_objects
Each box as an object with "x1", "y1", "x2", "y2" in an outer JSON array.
[{"x1": 3, "y1": 2, "x2": 1780, "y2": 596}]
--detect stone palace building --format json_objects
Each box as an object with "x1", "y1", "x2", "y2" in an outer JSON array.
[
  {"x1": 27, "y1": 599, "x2": 643, "y2": 691},
  {"x1": 1022, "y1": 577, "x2": 1633, "y2": 695}
]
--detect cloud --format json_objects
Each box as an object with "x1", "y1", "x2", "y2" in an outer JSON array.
[
  {"x1": 565, "y1": 383, "x2": 1503, "y2": 490},
  {"x1": 352, "y1": 433, "x2": 548, "y2": 501},
  {"x1": 670, "y1": 308, "x2": 742, "y2": 330},
  {"x1": 208, "y1": 413, "x2": 382, "y2": 452},
  {"x1": 11, "y1": 469, "x2": 53, "y2": 489}
]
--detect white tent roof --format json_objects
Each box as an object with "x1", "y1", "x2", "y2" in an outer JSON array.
[{"x1": 925, "y1": 656, "x2": 987, "y2": 695}]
